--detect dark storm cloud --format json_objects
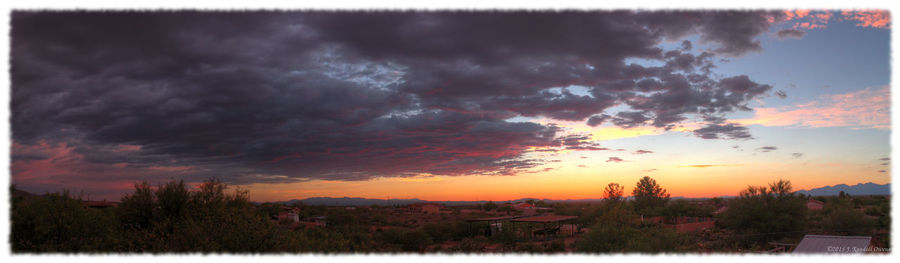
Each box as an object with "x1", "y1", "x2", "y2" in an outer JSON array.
[
  {"x1": 11, "y1": 11, "x2": 782, "y2": 187},
  {"x1": 776, "y1": 29, "x2": 807, "y2": 39}
]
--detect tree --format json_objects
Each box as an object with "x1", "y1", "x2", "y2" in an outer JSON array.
[
  {"x1": 11, "y1": 190, "x2": 117, "y2": 252},
  {"x1": 576, "y1": 201, "x2": 691, "y2": 253},
  {"x1": 603, "y1": 183, "x2": 624, "y2": 202},
  {"x1": 631, "y1": 176, "x2": 670, "y2": 214},
  {"x1": 717, "y1": 179, "x2": 807, "y2": 245},
  {"x1": 481, "y1": 201, "x2": 498, "y2": 211}
]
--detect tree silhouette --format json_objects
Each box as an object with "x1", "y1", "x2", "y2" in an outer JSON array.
[
  {"x1": 603, "y1": 183, "x2": 624, "y2": 202},
  {"x1": 631, "y1": 176, "x2": 670, "y2": 214}
]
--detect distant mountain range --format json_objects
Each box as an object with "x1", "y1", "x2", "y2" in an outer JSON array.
[
  {"x1": 282, "y1": 196, "x2": 724, "y2": 206},
  {"x1": 281, "y1": 182, "x2": 891, "y2": 206},
  {"x1": 795, "y1": 182, "x2": 891, "y2": 196},
  {"x1": 281, "y1": 197, "x2": 607, "y2": 206}
]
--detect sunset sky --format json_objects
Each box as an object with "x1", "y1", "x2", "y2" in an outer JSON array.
[{"x1": 9, "y1": 10, "x2": 891, "y2": 202}]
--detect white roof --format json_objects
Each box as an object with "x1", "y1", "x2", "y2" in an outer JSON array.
[{"x1": 793, "y1": 235, "x2": 871, "y2": 254}]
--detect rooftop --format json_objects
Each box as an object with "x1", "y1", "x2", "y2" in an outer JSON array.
[
  {"x1": 511, "y1": 215, "x2": 578, "y2": 223},
  {"x1": 465, "y1": 216, "x2": 520, "y2": 222},
  {"x1": 793, "y1": 235, "x2": 872, "y2": 254}
]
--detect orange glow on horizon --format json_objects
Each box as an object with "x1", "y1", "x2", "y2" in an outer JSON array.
[{"x1": 243, "y1": 157, "x2": 890, "y2": 202}]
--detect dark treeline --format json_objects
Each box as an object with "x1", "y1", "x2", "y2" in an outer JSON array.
[
  {"x1": 10, "y1": 177, "x2": 890, "y2": 253},
  {"x1": 11, "y1": 179, "x2": 371, "y2": 253}
]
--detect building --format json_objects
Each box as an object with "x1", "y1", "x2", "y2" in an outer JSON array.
[
  {"x1": 807, "y1": 199, "x2": 825, "y2": 211},
  {"x1": 276, "y1": 211, "x2": 300, "y2": 223},
  {"x1": 793, "y1": 235, "x2": 872, "y2": 254},
  {"x1": 513, "y1": 203, "x2": 535, "y2": 209}
]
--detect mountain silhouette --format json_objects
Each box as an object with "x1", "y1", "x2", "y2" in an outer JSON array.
[{"x1": 795, "y1": 182, "x2": 890, "y2": 196}]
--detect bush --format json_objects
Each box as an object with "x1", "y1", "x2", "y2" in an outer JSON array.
[
  {"x1": 823, "y1": 207, "x2": 874, "y2": 236},
  {"x1": 717, "y1": 180, "x2": 807, "y2": 244},
  {"x1": 377, "y1": 228, "x2": 433, "y2": 252},
  {"x1": 11, "y1": 190, "x2": 118, "y2": 252}
]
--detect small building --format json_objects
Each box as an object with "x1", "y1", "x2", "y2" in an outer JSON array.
[
  {"x1": 281, "y1": 206, "x2": 301, "y2": 213},
  {"x1": 807, "y1": 199, "x2": 825, "y2": 211},
  {"x1": 276, "y1": 211, "x2": 300, "y2": 223},
  {"x1": 513, "y1": 203, "x2": 535, "y2": 209},
  {"x1": 793, "y1": 235, "x2": 871, "y2": 254}
]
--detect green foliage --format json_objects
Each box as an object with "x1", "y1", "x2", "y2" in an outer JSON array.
[
  {"x1": 717, "y1": 179, "x2": 807, "y2": 244},
  {"x1": 11, "y1": 190, "x2": 118, "y2": 252},
  {"x1": 424, "y1": 221, "x2": 470, "y2": 242},
  {"x1": 546, "y1": 239, "x2": 566, "y2": 252},
  {"x1": 822, "y1": 207, "x2": 873, "y2": 235},
  {"x1": 12, "y1": 178, "x2": 291, "y2": 252},
  {"x1": 456, "y1": 236, "x2": 489, "y2": 252},
  {"x1": 580, "y1": 200, "x2": 636, "y2": 227},
  {"x1": 576, "y1": 223, "x2": 633, "y2": 252},
  {"x1": 631, "y1": 176, "x2": 670, "y2": 214},
  {"x1": 662, "y1": 199, "x2": 715, "y2": 218},
  {"x1": 257, "y1": 202, "x2": 285, "y2": 218},
  {"x1": 576, "y1": 221, "x2": 691, "y2": 253},
  {"x1": 377, "y1": 228, "x2": 433, "y2": 252},
  {"x1": 489, "y1": 223, "x2": 518, "y2": 245},
  {"x1": 118, "y1": 179, "x2": 283, "y2": 252},
  {"x1": 819, "y1": 198, "x2": 875, "y2": 236}
]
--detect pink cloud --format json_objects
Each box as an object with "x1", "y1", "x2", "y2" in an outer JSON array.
[
  {"x1": 780, "y1": 10, "x2": 832, "y2": 30},
  {"x1": 11, "y1": 140, "x2": 196, "y2": 200},
  {"x1": 840, "y1": 9, "x2": 891, "y2": 28},
  {"x1": 781, "y1": 9, "x2": 890, "y2": 30},
  {"x1": 737, "y1": 86, "x2": 889, "y2": 130},
  {"x1": 784, "y1": 10, "x2": 811, "y2": 20}
]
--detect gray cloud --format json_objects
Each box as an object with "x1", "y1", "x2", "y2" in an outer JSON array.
[
  {"x1": 775, "y1": 90, "x2": 787, "y2": 99},
  {"x1": 11, "y1": 11, "x2": 782, "y2": 192},
  {"x1": 776, "y1": 29, "x2": 807, "y2": 39},
  {"x1": 757, "y1": 146, "x2": 778, "y2": 152}
]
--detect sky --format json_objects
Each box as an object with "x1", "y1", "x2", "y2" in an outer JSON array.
[{"x1": 8, "y1": 10, "x2": 892, "y2": 202}]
